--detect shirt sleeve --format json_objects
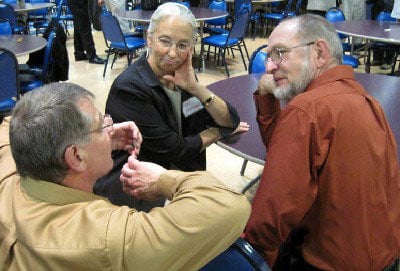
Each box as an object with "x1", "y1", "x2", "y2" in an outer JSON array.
[
  {"x1": 0, "y1": 117, "x2": 16, "y2": 183},
  {"x1": 253, "y1": 92, "x2": 281, "y2": 149},
  {"x1": 106, "y1": 170, "x2": 251, "y2": 271},
  {"x1": 245, "y1": 105, "x2": 320, "y2": 266}
]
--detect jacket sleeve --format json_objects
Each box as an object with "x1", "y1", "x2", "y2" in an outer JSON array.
[{"x1": 106, "y1": 170, "x2": 251, "y2": 271}]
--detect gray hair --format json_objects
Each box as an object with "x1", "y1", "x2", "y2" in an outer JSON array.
[
  {"x1": 285, "y1": 14, "x2": 343, "y2": 64},
  {"x1": 148, "y1": 2, "x2": 198, "y2": 41},
  {"x1": 10, "y1": 82, "x2": 95, "y2": 184}
]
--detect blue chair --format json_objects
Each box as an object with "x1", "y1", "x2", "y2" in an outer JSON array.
[
  {"x1": 203, "y1": 0, "x2": 228, "y2": 35},
  {"x1": 26, "y1": 0, "x2": 52, "y2": 36},
  {"x1": 0, "y1": 48, "x2": 20, "y2": 115},
  {"x1": 325, "y1": 7, "x2": 353, "y2": 53},
  {"x1": 0, "y1": 4, "x2": 26, "y2": 34},
  {"x1": 100, "y1": 10, "x2": 146, "y2": 77},
  {"x1": 248, "y1": 44, "x2": 267, "y2": 74},
  {"x1": 200, "y1": 238, "x2": 272, "y2": 271},
  {"x1": 199, "y1": 6, "x2": 250, "y2": 77},
  {"x1": 54, "y1": 0, "x2": 73, "y2": 35},
  {"x1": 0, "y1": 18, "x2": 12, "y2": 34},
  {"x1": 19, "y1": 30, "x2": 56, "y2": 93},
  {"x1": 262, "y1": 0, "x2": 299, "y2": 36},
  {"x1": 342, "y1": 54, "x2": 358, "y2": 68}
]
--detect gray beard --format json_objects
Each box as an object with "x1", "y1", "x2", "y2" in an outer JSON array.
[{"x1": 272, "y1": 57, "x2": 316, "y2": 101}]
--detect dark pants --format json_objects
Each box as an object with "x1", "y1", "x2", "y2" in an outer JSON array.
[{"x1": 67, "y1": 0, "x2": 96, "y2": 58}]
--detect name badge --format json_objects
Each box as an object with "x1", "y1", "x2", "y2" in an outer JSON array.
[{"x1": 182, "y1": 97, "x2": 203, "y2": 118}]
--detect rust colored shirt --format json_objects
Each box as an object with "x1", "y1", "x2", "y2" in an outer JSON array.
[{"x1": 245, "y1": 65, "x2": 400, "y2": 270}]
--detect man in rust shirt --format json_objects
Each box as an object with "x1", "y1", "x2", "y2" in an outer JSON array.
[{"x1": 245, "y1": 14, "x2": 400, "y2": 270}]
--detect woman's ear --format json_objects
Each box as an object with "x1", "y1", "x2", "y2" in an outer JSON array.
[{"x1": 64, "y1": 145, "x2": 86, "y2": 172}]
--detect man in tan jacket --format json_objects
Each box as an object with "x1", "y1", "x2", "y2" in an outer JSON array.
[{"x1": 0, "y1": 82, "x2": 250, "y2": 271}]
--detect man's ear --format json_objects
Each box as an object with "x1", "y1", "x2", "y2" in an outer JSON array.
[
  {"x1": 314, "y1": 39, "x2": 331, "y2": 68},
  {"x1": 64, "y1": 145, "x2": 86, "y2": 172}
]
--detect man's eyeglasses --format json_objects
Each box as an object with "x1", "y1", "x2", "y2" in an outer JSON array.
[
  {"x1": 156, "y1": 37, "x2": 191, "y2": 53},
  {"x1": 88, "y1": 114, "x2": 114, "y2": 134},
  {"x1": 265, "y1": 41, "x2": 315, "y2": 66}
]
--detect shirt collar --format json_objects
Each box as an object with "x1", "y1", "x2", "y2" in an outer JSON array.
[
  {"x1": 305, "y1": 65, "x2": 355, "y2": 93},
  {"x1": 20, "y1": 176, "x2": 107, "y2": 205},
  {"x1": 136, "y1": 52, "x2": 162, "y2": 88}
]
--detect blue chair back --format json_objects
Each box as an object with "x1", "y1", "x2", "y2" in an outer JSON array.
[
  {"x1": 376, "y1": 11, "x2": 396, "y2": 22},
  {"x1": 100, "y1": 10, "x2": 126, "y2": 45},
  {"x1": 2, "y1": 0, "x2": 17, "y2": 4},
  {"x1": 200, "y1": 238, "x2": 272, "y2": 271},
  {"x1": 0, "y1": 18, "x2": 12, "y2": 34},
  {"x1": 42, "y1": 30, "x2": 55, "y2": 78},
  {"x1": 325, "y1": 7, "x2": 347, "y2": 39},
  {"x1": 0, "y1": 4, "x2": 23, "y2": 33},
  {"x1": 234, "y1": 0, "x2": 250, "y2": 16},
  {"x1": 249, "y1": 44, "x2": 267, "y2": 74},
  {"x1": 229, "y1": 5, "x2": 250, "y2": 40},
  {"x1": 0, "y1": 48, "x2": 19, "y2": 112},
  {"x1": 205, "y1": 0, "x2": 227, "y2": 26}
]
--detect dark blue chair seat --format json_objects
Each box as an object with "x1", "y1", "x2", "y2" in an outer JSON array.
[
  {"x1": 200, "y1": 238, "x2": 271, "y2": 271},
  {"x1": 110, "y1": 37, "x2": 146, "y2": 51},
  {"x1": 202, "y1": 35, "x2": 239, "y2": 47},
  {"x1": 0, "y1": 99, "x2": 16, "y2": 110}
]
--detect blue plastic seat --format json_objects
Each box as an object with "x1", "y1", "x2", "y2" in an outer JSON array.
[
  {"x1": 0, "y1": 18, "x2": 12, "y2": 34},
  {"x1": 0, "y1": 48, "x2": 20, "y2": 114},
  {"x1": 200, "y1": 238, "x2": 272, "y2": 271},
  {"x1": 199, "y1": 6, "x2": 250, "y2": 77},
  {"x1": 100, "y1": 10, "x2": 146, "y2": 77}
]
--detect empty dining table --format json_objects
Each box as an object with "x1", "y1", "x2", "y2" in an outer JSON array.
[{"x1": 0, "y1": 34, "x2": 46, "y2": 57}]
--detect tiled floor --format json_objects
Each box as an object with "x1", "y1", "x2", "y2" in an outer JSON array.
[{"x1": 18, "y1": 26, "x2": 395, "y2": 201}]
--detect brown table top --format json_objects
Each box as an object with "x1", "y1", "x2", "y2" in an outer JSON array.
[
  {"x1": 0, "y1": 34, "x2": 46, "y2": 57},
  {"x1": 208, "y1": 72, "x2": 400, "y2": 162}
]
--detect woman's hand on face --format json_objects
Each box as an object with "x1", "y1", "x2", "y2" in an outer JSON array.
[{"x1": 162, "y1": 49, "x2": 198, "y2": 92}]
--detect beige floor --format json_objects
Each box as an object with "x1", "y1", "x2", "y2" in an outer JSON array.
[{"x1": 29, "y1": 27, "x2": 391, "y2": 201}]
